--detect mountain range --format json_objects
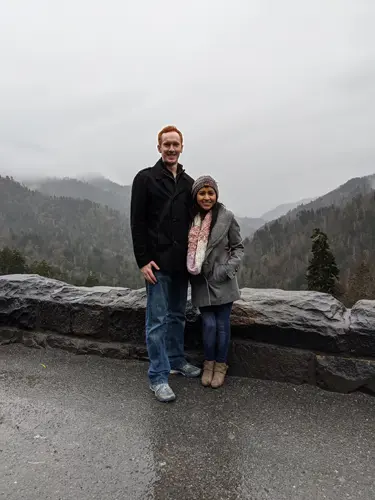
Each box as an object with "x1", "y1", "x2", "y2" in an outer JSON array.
[
  {"x1": 26, "y1": 176, "x2": 266, "y2": 239},
  {"x1": 2, "y1": 171, "x2": 375, "y2": 298},
  {"x1": 25, "y1": 176, "x2": 132, "y2": 216},
  {"x1": 25, "y1": 177, "x2": 320, "y2": 238},
  {"x1": 0, "y1": 175, "x2": 141, "y2": 288},
  {"x1": 260, "y1": 198, "x2": 314, "y2": 222},
  {"x1": 239, "y1": 173, "x2": 375, "y2": 295}
]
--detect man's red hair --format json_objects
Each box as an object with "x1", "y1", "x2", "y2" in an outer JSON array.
[{"x1": 158, "y1": 125, "x2": 183, "y2": 145}]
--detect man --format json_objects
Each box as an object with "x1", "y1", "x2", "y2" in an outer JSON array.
[{"x1": 130, "y1": 125, "x2": 201, "y2": 402}]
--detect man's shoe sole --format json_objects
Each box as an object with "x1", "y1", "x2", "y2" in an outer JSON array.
[{"x1": 170, "y1": 369, "x2": 201, "y2": 378}]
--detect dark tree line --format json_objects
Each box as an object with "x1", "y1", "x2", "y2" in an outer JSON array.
[
  {"x1": 0, "y1": 176, "x2": 143, "y2": 288},
  {"x1": 2, "y1": 174, "x2": 375, "y2": 303},
  {"x1": 239, "y1": 190, "x2": 375, "y2": 305},
  {"x1": 305, "y1": 228, "x2": 375, "y2": 305},
  {"x1": 0, "y1": 246, "x2": 100, "y2": 287}
]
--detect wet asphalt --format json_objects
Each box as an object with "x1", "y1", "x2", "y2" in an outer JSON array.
[{"x1": 0, "y1": 344, "x2": 374, "y2": 500}]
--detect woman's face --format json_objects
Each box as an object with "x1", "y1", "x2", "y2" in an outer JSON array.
[{"x1": 196, "y1": 185, "x2": 217, "y2": 211}]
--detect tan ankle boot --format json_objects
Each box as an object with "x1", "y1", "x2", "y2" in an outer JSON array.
[
  {"x1": 201, "y1": 360, "x2": 215, "y2": 387},
  {"x1": 211, "y1": 362, "x2": 228, "y2": 388}
]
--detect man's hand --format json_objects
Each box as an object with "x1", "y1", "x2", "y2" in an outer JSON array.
[{"x1": 141, "y1": 261, "x2": 160, "y2": 285}]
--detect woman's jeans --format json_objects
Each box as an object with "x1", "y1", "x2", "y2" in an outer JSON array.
[{"x1": 200, "y1": 302, "x2": 233, "y2": 363}]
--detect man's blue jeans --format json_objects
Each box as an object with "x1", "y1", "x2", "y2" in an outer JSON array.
[
  {"x1": 146, "y1": 271, "x2": 188, "y2": 385},
  {"x1": 200, "y1": 302, "x2": 233, "y2": 363}
]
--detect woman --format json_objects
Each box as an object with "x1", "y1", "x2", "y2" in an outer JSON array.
[{"x1": 187, "y1": 176, "x2": 244, "y2": 388}]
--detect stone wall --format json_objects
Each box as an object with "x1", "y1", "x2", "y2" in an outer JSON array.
[{"x1": 0, "y1": 274, "x2": 374, "y2": 394}]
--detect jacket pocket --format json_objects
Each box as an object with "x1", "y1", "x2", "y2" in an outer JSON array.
[{"x1": 211, "y1": 264, "x2": 228, "y2": 283}]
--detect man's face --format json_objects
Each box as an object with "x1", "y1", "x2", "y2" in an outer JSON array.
[{"x1": 158, "y1": 131, "x2": 183, "y2": 166}]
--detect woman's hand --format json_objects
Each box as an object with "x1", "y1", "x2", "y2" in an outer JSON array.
[{"x1": 212, "y1": 264, "x2": 228, "y2": 283}]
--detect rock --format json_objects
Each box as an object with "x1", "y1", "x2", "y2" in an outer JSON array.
[
  {"x1": 1, "y1": 274, "x2": 375, "y2": 395},
  {"x1": 5, "y1": 329, "x2": 199, "y2": 367},
  {"x1": 0, "y1": 295, "x2": 39, "y2": 330},
  {"x1": 4, "y1": 327, "x2": 374, "y2": 394},
  {"x1": 0, "y1": 276, "x2": 354, "y2": 353},
  {"x1": 0, "y1": 327, "x2": 22, "y2": 345},
  {"x1": 316, "y1": 355, "x2": 375, "y2": 394},
  {"x1": 0, "y1": 275, "x2": 200, "y2": 348},
  {"x1": 228, "y1": 339, "x2": 316, "y2": 385},
  {"x1": 23, "y1": 331, "x2": 47, "y2": 349},
  {"x1": 0, "y1": 274, "x2": 147, "y2": 342},
  {"x1": 347, "y1": 300, "x2": 375, "y2": 356},
  {"x1": 231, "y1": 288, "x2": 349, "y2": 353},
  {"x1": 19, "y1": 329, "x2": 149, "y2": 361}
]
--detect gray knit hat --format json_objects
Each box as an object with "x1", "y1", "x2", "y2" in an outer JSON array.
[{"x1": 192, "y1": 175, "x2": 219, "y2": 200}]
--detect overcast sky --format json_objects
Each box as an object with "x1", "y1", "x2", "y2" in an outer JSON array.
[{"x1": 1, "y1": 1, "x2": 375, "y2": 216}]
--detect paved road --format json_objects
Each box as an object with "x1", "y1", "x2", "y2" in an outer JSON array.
[{"x1": 0, "y1": 345, "x2": 374, "y2": 500}]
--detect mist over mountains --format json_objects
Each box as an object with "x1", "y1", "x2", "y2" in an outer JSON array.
[
  {"x1": 24, "y1": 174, "x2": 271, "y2": 239},
  {"x1": 2, "y1": 171, "x2": 375, "y2": 298}
]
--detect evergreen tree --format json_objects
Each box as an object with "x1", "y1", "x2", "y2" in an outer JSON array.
[
  {"x1": 29, "y1": 259, "x2": 55, "y2": 278},
  {"x1": 344, "y1": 261, "x2": 375, "y2": 306},
  {"x1": 0, "y1": 247, "x2": 27, "y2": 275},
  {"x1": 306, "y1": 228, "x2": 339, "y2": 295},
  {"x1": 84, "y1": 271, "x2": 100, "y2": 287}
]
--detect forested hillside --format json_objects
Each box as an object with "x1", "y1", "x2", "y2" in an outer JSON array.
[
  {"x1": 27, "y1": 176, "x2": 131, "y2": 214},
  {"x1": 282, "y1": 174, "x2": 375, "y2": 220},
  {"x1": 0, "y1": 176, "x2": 142, "y2": 288},
  {"x1": 27, "y1": 175, "x2": 264, "y2": 239},
  {"x1": 260, "y1": 197, "x2": 313, "y2": 222},
  {"x1": 3, "y1": 171, "x2": 375, "y2": 303},
  {"x1": 239, "y1": 190, "x2": 375, "y2": 297}
]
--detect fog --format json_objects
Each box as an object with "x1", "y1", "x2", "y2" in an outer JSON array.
[{"x1": 1, "y1": 0, "x2": 375, "y2": 215}]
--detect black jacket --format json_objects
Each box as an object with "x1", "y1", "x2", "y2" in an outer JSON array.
[{"x1": 130, "y1": 159, "x2": 194, "y2": 272}]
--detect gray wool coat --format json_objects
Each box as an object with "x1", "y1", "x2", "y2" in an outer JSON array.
[{"x1": 189, "y1": 205, "x2": 244, "y2": 308}]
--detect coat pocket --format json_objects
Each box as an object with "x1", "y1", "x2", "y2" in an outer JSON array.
[{"x1": 211, "y1": 264, "x2": 228, "y2": 283}]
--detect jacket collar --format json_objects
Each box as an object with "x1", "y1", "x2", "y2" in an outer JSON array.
[
  {"x1": 206, "y1": 205, "x2": 233, "y2": 254},
  {"x1": 153, "y1": 158, "x2": 184, "y2": 180}
]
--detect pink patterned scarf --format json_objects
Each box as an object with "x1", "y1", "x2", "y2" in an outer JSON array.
[{"x1": 187, "y1": 211, "x2": 212, "y2": 275}]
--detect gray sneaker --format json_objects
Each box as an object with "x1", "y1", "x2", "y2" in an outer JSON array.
[
  {"x1": 170, "y1": 363, "x2": 201, "y2": 378},
  {"x1": 150, "y1": 383, "x2": 176, "y2": 402}
]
